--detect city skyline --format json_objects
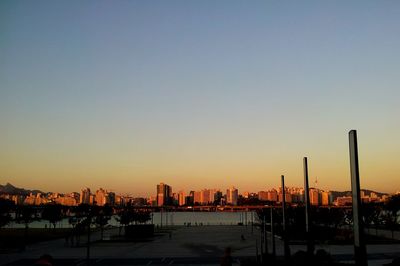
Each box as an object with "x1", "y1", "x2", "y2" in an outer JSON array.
[
  {"x1": 0, "y1": 181, "x2": 390, "y2": 208},
  {"x1": 1, "y1": 1, "x2": 400, "y2": 195},
  {"x1": 0, "y1": 181, "x2": 394, "y2": 199}
]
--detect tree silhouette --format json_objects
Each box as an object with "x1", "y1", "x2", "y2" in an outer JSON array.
[
  {"x1": 15, "y1": 205, "x2": 38, "y2": 248},
  {"x1": 116, "y1": 205, "x2": 133, "y2": 235},
  {"x1": 133, "y1": 210, "x2": 151, "y2": 224},
  {"x1": 362, "y1": 202, "x2": 382, "y2": 235},
  {"x1": 72, "y1": 204, "x2": 93, "y2": 246},
  {"x1": 15, "y1": 205, "x2": 37, "y2": 229},
  {"x1": 94, "y1": 204, "x2": 113, "y2": 240},
  {"x1": 0, "y1": 198, "x2": 14, "y2": 228},
  {"x1": 116, "y1": 204, "x2": 151, "y2": 236},
  {"x1": 384, "y1": 195, "x2": 400, "y2": 238},
  {"x1": 41, "y1": 204, "x2": 63, "y2": 229}
]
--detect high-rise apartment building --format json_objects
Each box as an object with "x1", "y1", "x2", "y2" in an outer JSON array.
[
  {"x1": 157, "y1": 183, "x2": 172, "y2": 206},
  {"x1": 80, "y1": 188, "x2": 91, "y2": 204},
  {"x1": 226, "y1": 186, "x2": 238, "y2": 206},
  {"x1": 185, "y1": 191, "x2": 194, "y2": 206},
  {"x1": 214, "y1": 191, "x2": 223, "y2": 204},
  {"x1": 209, "y1": 189, "x2": 219, "y2": 204},
  {"x1": 96, "y1": 188, "x2": 107, "y2": 206},
  {"x1": 200, "y1": 189, "x2": 211, "y2": 204},
  {"x1": 321, "y1": 191, "x2": 331, "y2": 205},
  {"x1": 178, "y1": 191, "x2": 186, "y2": 206},
  {"x1": 268, "y1": 189, "x2": 278, "y2": 202},
  {"x1": 309, "y1": 188, "x2": 319, "y2": 206},
  {"x1": 278, "y1": 192, "x2": 292, "y2": 203},
  {"x1": 258, "y1": 191, "x2": 268, "y2": 201},
  {"x1": 107, "y1": 191, "x2": 116, "y2": 206},
  {"x1": 194, "y1": 191, "x2": 201, "y2": 204}
]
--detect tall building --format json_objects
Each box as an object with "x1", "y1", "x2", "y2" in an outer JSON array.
[
  {"x1": 278, "y1": 191, "x2": 292, "y2": 203},
  {"x1": 80, "y1": 188, "x2": 91, "y2": 204},
  {"x1": 309, "y1": 188, "x2": 319, "y2": 206},
  {"x1": 321, "y1": 191, "x2": 331, "y2": 205},
  {"x1": 258, "y1": 191, "x2": 268, "y2": 201},
  {"x1": 157, "y1": 183, "x2": 172, "y2": 206},
  {"x1": 194, "y1": 191, "x2": 201, "y2": 205},
  {"x1": 200, "y1": 189, "x2": 211, "y2": 204},
  {"x1": 209, "y1": 189, "x2": 219, "y2": 204},
  {"x1": 107, "y1": 192, "x2": 116, "y2": 206},
  {"x1": 96, "y1": 188, "x2": 107, "y2": 206},
  {"x1": 226, "y1": 186, "x2": 238, "y2": 206},
  {"x1": 186, "y1": 191, "x2": 195, "y2": 206},
  {"x1": 178, "y1": 191, "x2": 186, "y2": 206},
  {"x1": 268, "y1": 189, "x2": 278, "y2": 202},
  {"x1": 214, "y1": 191, "x2": 223, "y2": 205}
]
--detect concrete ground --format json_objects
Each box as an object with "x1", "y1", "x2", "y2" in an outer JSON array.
[{"x1": 1, "y1": 225, "x2": 400, "y2": 265}]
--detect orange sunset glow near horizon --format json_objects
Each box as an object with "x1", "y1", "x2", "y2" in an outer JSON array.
[{"x1": 1, "y1": 1, "x2": 399, "y2": 197}]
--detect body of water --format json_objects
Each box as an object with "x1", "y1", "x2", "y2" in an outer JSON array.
[{"x1": 6, "y1": 211, "x2": 257, "y2": 229}]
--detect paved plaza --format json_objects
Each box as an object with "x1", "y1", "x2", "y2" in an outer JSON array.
[{"x1": 1, "y1": 225, "x2": 400, "y2": 265}]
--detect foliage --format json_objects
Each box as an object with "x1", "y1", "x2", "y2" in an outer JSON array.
[
  {"x1": 385, "y1": 194, "x2": 400, "y2": 219},
  {"x1": 0, "y1": 198, "x2": 15, "y2": 228},
  {"x1": 116, "y1": 205, "x2": 151, "y2": 228},
  {"x1": 93, "y1": 204, "x2": 113, "y2": 240},
  {"x1": 362, "y1": 202, "x2": 382, "y2": 229},
  {"x1": 382, "y1": 194, "x2": 400, "y2": 236},
  {"x1": 41, "y1": 204, "x2": 63, "y2": 229},
  {"x1": 15, "y1": 205, "x2": 37, "y2": 228}
]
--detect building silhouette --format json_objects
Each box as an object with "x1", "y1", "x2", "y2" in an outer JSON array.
[{"x1": 157, "y1": 182, "x2": 172, "y2": 206}]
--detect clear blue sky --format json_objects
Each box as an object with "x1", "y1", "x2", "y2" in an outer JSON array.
[{"x1": 1, "y1": 1, "x2": 399, "y2": 196}]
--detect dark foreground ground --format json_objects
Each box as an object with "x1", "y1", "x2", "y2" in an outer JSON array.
[{"x1": 1, "y1": 225, "x2": 400, "y2": 265}]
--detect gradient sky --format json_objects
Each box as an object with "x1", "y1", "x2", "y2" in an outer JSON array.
[{"x1": 1, "y1": 1, "x2": 399, "y2": 197}]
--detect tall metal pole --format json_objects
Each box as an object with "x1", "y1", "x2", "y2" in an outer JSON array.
[
  {"x1": 281, "y1": 175, "x2": 290, "y2": 261},
  {"x1": 263, "y1": 213, "x2": 268, "y2": 255},
  {"x1": 86, "y1": 209, "x2": 91, "y2": 266},
  {"x1": 270, "y1": 207, "x2": 276, "y2": 258},
  {"x1": 260, "y1": 217, "x2": 264, "y2": 263},
  {"x1": 251, "y1": 211, "x2": 254, "y2": 234},
  {"x1": 349, "y1": 130, "x2": 368, "y2": 266},
  {"x1": 160, "y1": 208, "x2": 163, "y2": 228},
  {"x1": 303, "y1": 157, "x2": 314, "y2": 255},
  {"x1": 166, "y1": 208, "x2": 168, "y2": 227}
]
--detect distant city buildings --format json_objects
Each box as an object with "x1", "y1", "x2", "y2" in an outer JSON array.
[
  {"x1": 334, "y1": 196, "x2": 352, "y2": 206},
  {"x1": 0, "y1": 182, "x2": 392, "y2": 208}
]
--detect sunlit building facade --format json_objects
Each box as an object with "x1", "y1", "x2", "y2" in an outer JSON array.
[
  {"x1": 80, "y1": 188, "x2": 91, "y2": 204},
  {"x1": 157, "y1": 183, "x2": 172, "y2": 206},
  {"x1": 226, "y1": 186, "x2": 238, "y2": 205}
]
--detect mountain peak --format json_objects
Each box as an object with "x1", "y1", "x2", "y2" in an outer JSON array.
[{"x1": 0, "y1": 182, "x2": 43, "y2": 195}]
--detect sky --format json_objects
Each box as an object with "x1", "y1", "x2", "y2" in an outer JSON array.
[{"x1": 1, "y1": 1, "x2": 400, "y2": 197}]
